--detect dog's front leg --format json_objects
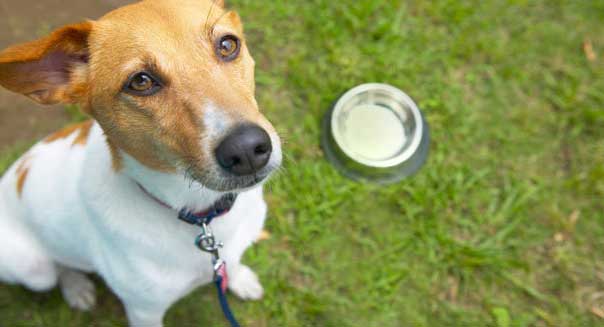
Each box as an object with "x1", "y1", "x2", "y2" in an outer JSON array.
[
  {"x1": 227, "y1": 262, "x2": 264, "y2": 300},
  {"x1": 222, "y1": 190, "x2": 268, "y2": 301}
]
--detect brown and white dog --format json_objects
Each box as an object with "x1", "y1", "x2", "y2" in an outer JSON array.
[{"x1": 0, "y1": 0, "x2": 282, "y2": 325}]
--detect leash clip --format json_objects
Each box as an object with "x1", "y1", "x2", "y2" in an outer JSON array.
[
  {"x1": 195, "y1": 223, "x2": 229, "y2": 290},
  {"x1": 190, "y1": 218, "x2": 239, "y2": 326},
  {"x1": 195, "y1": 223, "x2": 223, "y2": 255}
]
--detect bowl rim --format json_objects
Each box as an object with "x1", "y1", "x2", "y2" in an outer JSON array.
[{"x1": 330, "y1": 83, "x2": 424, "y2": 168}]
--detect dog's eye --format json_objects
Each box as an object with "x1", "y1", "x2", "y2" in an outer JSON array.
[
  {"x1": 124, "y1": 72, "x2": 162, "y2": 96},
  {"x1": 215, "y1": 35, "x2": 240, "y2": 62}
]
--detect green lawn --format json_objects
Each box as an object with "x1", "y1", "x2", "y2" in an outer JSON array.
[{"x1": 1, "y1": 0, "x2": 604, "y2": 326}]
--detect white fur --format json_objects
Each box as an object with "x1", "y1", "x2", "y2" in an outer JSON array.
[
  {"x1": 0, "y1": 122, "x2": 271, "y2": 326},
  {"x1": 203, "y1": 102, "x2": 232, "y2": 139}
]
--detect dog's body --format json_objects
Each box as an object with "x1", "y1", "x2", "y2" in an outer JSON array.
[
  {"x1": 0, "y1": 122, "x2": 268, "y2": 321},
  {"x1": 0, "y1": 0, "x2": 280, "y2": 325}
]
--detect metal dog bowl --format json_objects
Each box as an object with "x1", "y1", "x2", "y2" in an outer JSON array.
[{"x1": 321, "y1": 83, "x2": 430, "y2": 184}]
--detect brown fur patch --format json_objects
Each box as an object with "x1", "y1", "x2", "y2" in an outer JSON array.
[
  {"x1": 72, "y1": 120, "x2": 93, "y2": 146},
  {"x1": 15, "y1": 157, "x2": 31, "y2": 197},
  {"x1": 106, "y1": 138, "x2": 124, "y2": 171},
  {"x1": 44, "y1": 120, "x2": 93, "y2": 146}
]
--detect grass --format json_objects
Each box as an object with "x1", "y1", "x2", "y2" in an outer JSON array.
[{"x1": 1, "y1": 0, "x2": 603, "y2": 326}]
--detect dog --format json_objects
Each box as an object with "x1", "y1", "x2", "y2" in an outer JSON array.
[{"x1": 0, "y1": 0, "x2": 282, "y2": 325}]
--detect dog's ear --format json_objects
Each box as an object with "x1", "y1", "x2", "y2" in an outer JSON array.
[
  {"x1": 0, "y1": 22, "x2": 92, "y2": 105},
  {"x1": 213, "y1": 0, "x2": 225, "y2": 8}
]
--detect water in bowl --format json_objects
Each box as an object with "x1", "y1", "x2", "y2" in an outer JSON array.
[{"x1": 341, "y1": 103, "x2": 406, "y2": 163}]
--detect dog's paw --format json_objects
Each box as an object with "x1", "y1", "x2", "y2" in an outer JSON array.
[
  {"x1": 59, "y1": 270, "x2": 96, "y2": 311},
  {"x1": 229, "y1": 265, "x2": 264, "y2": 301}
]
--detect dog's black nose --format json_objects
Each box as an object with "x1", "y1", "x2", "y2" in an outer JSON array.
[{"x1": 215, "y1": 125, "x2": 273, "y2": 176}]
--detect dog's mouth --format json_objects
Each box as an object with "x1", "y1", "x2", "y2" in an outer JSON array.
[
  {"x1": 213, "y1": 193, "x2": 238, "y2": 211},
  {"x1": 188, "y1": 166, "x2": 275, "y2": 193},
  {"x1": 207, "y1": 173, "x2": 270, "y2": 192},
  {"x1": 182, "y1": 134, "x2": 282, "y2": 193}
]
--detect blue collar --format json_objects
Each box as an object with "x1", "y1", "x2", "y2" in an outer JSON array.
[{"x1": 136, "y1": 182, "x2": 237, "y2": 226}]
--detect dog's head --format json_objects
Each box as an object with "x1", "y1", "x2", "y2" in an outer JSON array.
[{"x1": 0, "y1": 0, "x2": 281, "y2": 192}]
